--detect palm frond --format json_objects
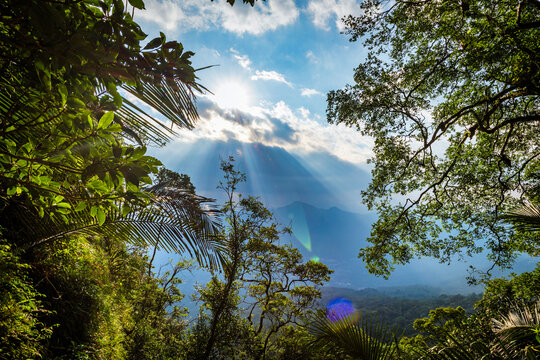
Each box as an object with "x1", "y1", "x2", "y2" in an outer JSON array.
[
  {"x1": 308, "y1": 309, "x2": 396, "y2": 360},
  {"x1": 411, "y1": 305, "x2": 540, "y2": 360},
  {"x1": 501, "y1": 202, "x2": 540, "y2": 233},
  {"x1": 116, "y1": 79, "x2": 203, "y2": 144},
  {"x1": 22, "y1": 185, "x2": 225, "y2": 270},
  {"x1": 492, "y1": 302, "x2": 540, "y2": 359},
  {"x1": 417, "y1": 327, "x2": 495, "y2": 360}
]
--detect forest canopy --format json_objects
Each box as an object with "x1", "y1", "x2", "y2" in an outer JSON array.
[
  {"x1": 3, "y1": 0, "x2": 540, "y2": 359},
  {"x1": 327, "y1": 0, "x2": 540, "y2": 278}
]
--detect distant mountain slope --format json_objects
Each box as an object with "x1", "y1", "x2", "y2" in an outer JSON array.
[
  {"x1": 320, "y1": 286, "x2": 482, "y2": 337},
  {"x1": 272, "y1": 201, "x2": 531, "y2": 293},
  {"x1": 150, "y1": 139, "x2": 365, "y2": 209},
  {"x1": 274, "y1": 201, "x2": 373, "y2": 262},
  {"x1": 322, "y1": 285, "x2": 446, "y2": 300}
]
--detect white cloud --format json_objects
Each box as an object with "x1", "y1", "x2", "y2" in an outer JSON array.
[
  {"x1": 136, "y1": 0, "x2": 216, "y2": 32},
  {"x1": 306, "y1": 0, "x2": 360, "y2": 31},
  {"x1": 175, "y1": 97, "x2": 372, "y2": 166},
  {"x1": 230, "y1": 48, "x2": 252, "y2": 70},
  {"x1": 219, "y1": 0, "x2": 299, "y2": 35},
  {"x1": 229, "y1": 50, "x2": 294, "y2": 88},
  {"x1": 306, "y1": 50, "x2": 319, "y2": 64},
  {"x1": 136, "y1": 0, "x2": 298, "y2": 35},
  {"x1": 250, "y1": 70, "x2": 292, "y2": 87},
  {"x1": 301, "y1": 88, "x2": 323, "y2": 97},
  {"x1": 298, "y1": 107, "x2": 311, "y2": 119}
]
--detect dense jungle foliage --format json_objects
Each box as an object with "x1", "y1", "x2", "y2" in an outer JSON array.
[
  {"x1": 321, "y1": 287, "x2": 483, "y2": 337},
  {"x1": 1, "y1": 0, "x2": 540, "y2": 359}
]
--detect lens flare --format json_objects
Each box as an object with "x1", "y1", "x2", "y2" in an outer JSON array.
[
  {"x1": 326, "y1": 297, "x2": 355, "y2": 322},
  {"x1": 286, "y1": 206, "x2": 312, "y2": 252},
  {"x1": 311, "y1": 256, "x2": 320, "y2": 262}
]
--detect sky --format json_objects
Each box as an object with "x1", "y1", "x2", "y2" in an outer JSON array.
[
  {"x1": 135, "y1": 0, "x2": 375, "y2": 211},
  {"x1": 134, "y1": 0, "x2": 538, "y2": 292}
]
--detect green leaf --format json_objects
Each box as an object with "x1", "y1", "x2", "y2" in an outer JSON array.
[
  {"x1": 98, "y1": 111, "x2": 114, "y2": 129},
  {"x1": 74, "y1": 201, "x2": 87, "y2": 212},
  {"x1": 67, "y1": 97, "x2": 86, "y2": 109},
  {"x1": 131, "y1": 146, "x2": 147, "y2": 160},
  {"x1": 58, "y1": 84, "x2": 68, "y2": 105},
  {"x1": 128, "y1": 0, "x2": 145, "y2": 9},
  {"x1": 143, "y1": 37, "x2": 162, "y2": 50},
  {"x1": 96, "y1": 208, "x2": 106, "y2": 226},
  {"x1": 122, "y1": 205, "x2": 132, "y2": 217}
]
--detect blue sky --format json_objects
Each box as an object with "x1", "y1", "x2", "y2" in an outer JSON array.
[
  {"x1": 134, "y1": 0, "x2": 375, "y2": 211},
  {"x1": 135, "y1": 1, "x2": 539, "y2": 291}
]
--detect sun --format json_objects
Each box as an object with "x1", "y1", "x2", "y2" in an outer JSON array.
[{"x1": 212, "y1": 79, "x2": 252, "y2": 111}]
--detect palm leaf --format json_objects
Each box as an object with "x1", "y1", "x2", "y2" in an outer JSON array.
[
  {"x1": 308, "y1": 309, "x2": 396, "y2": 360},
  {"x1": 21, "y1": 183, "x2": 225, "y2": 270},
  {"x1": 501, "y1": 202, "x2": 540, "y2": 233},
  {"x1": 492, "y1": 302, "x2": 540, "y2": 359},
  {"x1": 94, "y1": 76, "x2": 206, "y2": 145},
  {"x1": 410, "y1": 313, "x2": 534, "y2": 360},
  {"x1": 114, "y1": 79, "x2": 206, "y2": 145}
]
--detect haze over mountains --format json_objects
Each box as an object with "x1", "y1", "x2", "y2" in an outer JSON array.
[
  {"x1": 151, "y1": 139, "x2": 370, "y2": 211},
  {"x1": 274, "y1": 201, "x2": 485, "y2": 293},
  {"x1": 150, "y1": 140, "x2": 537, "y2": 295}
]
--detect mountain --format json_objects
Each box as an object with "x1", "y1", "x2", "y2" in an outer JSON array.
[
  {"x1": 274, "y1": 201, "x2": 537, "y2": 293},
  {"x1": 274, "y1": 201, "x2": 372, "y2": 260},
  {"x1": 149, "y1": 139, "x2": 537, "y2": 296},
  {"x1": 321, "y1": 285, "x2": 446, "y2": 300},
  {"x1": 149, "y1": 139, "x2": 370, "y2": 211}
]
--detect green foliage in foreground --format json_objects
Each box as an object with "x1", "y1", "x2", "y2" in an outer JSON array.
[
  {"x1": 0, "y1": 241, "x2": 52, "y2": 359},
  {"x1": 0, "y1": 0, "x2": 225, "y2": 269},
  {"x1": 309, "y1": 311, "x2": 396, "y2": 360},
  {"x1": 2, "y1": 0, "x2": 540, "y2": 359},
  {"x1": 0, "y1": 232, "x2": 189, "y2": 359}
]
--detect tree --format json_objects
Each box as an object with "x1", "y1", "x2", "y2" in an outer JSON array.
[
  {"x1": 239, "y1": 202, "x2": 332, "y2": 358},
  {"x1": 196, "y1": 159, "x2": 332, "y2": 359},
  {"x1": 327, "y1": 0, "x2": 540, "y2": 277},
  {"x1": 0, "y1": 240, "x2": 52, "y2": 359}
]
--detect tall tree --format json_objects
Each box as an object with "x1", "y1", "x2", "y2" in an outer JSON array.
[
  {"x1": 327, "y1": 0, "x2": 540, "y2": 278},
  {"x1": 199, "y1": 159, "x2": 332, "y2": 359}
]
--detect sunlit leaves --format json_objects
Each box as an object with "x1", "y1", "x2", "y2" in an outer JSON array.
[{"x1": 97, "y1": 111, "x2": 114, "y2": 129}]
